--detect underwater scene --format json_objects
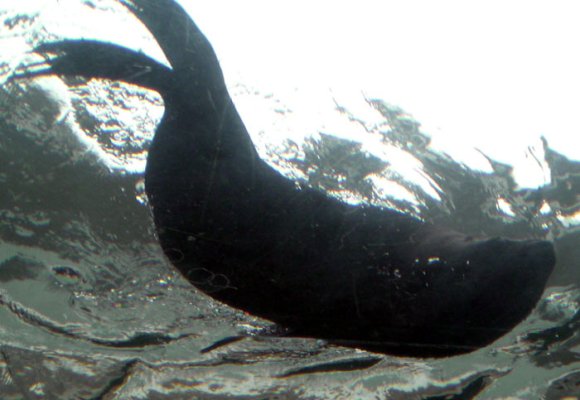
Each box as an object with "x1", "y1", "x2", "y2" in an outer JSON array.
[{"x1": 0, "y1": 0, "x2": 579, "y2": 398}]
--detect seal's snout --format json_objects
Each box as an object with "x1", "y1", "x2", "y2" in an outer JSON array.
[
  {"x1": 463, "y1": 238, "x2": 556, "y2": 332},
  {"x1": 480, "y1": 237, "x2": 555, "y2": 267},
  {"x1": 523, "y1": 240, "x2": 556, "y2": 271},
  {"x1": 476, "y1": 237, "x2": 556, "y2": 289},
  {"x1": 516, "y1": 239, "x2": 556, "y2": 287}
]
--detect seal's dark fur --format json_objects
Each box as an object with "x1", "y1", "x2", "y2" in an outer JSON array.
[{"x1": 18, "y1": 0, "x2": 555, "y2": 356}]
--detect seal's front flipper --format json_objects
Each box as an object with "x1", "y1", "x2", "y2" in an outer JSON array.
[{"x1": 13, "y1": 40, "x2": 173, "y2": 94}]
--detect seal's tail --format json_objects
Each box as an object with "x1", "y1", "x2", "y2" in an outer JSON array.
[{"x1": 120, "y1": 0, "x2": 225, "y2": 84}]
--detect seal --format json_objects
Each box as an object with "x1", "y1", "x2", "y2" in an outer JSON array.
[{"x1": 16, "y1": 0, "x2": 556, "y2": 356}]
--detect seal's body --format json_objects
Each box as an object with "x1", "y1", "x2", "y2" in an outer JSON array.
[{"x1": 18, "y1": 0, "x2": 555, "y2": 356}]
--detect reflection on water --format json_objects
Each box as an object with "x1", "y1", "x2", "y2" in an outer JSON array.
[{"x1": 0, "y1": 1, "x2": 579, "y2": 399}]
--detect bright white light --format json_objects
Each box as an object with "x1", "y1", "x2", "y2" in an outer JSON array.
[
  {"x1": 4, "y1": 0, "x2": 579, "y2": 185},
  {"x1": 185, "y1": 0, "x2": 580, "y2": 170}
]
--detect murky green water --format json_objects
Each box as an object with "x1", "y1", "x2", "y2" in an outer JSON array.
[{"x1": 0, "y1": 1, "x2": 578, "y2": 399}]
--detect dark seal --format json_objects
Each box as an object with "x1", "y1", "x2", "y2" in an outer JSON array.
[{"x1": 16, "y1": 0, "x2": 556, "y2": 356}]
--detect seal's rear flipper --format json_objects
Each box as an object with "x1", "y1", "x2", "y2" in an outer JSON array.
[
  {"x1": 120, "y1": 0, "x2": 220, "y2": 76},
  {"x1": 13, "y1": 40, "x2": 172, "y2": 95}
]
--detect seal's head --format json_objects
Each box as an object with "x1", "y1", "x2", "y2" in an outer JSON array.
[{"x1": 385, "y1": 234, "x2": 557, "y2": 355}]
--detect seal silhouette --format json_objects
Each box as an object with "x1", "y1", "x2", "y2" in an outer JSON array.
[{"x1": 17, "y1": 0, "x2": 556, "y2": 356}]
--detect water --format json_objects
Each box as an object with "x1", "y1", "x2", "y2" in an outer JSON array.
[{"x1": 0, "y1": 1, "x2": 579, "y2": 399}]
